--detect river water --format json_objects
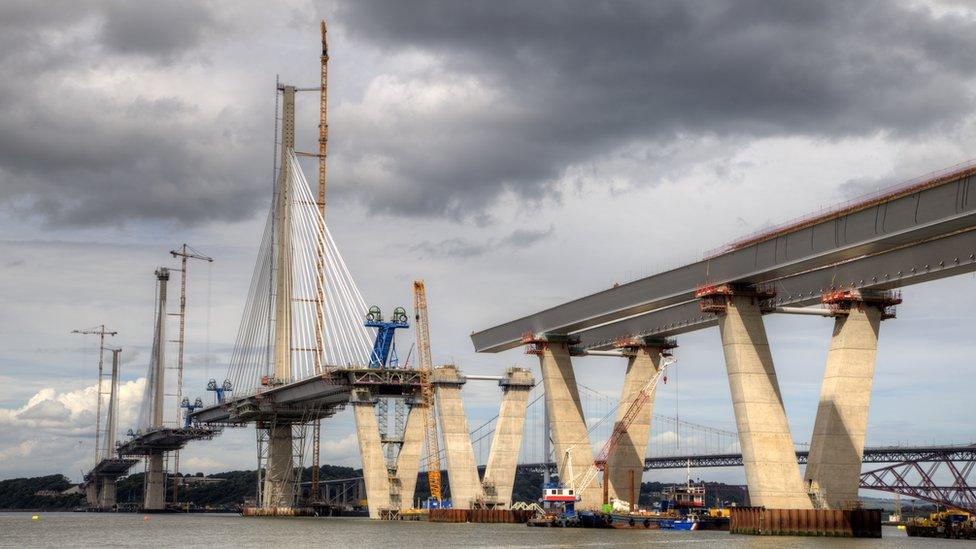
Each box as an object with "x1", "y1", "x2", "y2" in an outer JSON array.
[{"x1": 0, "y1": 513, "x2": 961, "y2": 548}]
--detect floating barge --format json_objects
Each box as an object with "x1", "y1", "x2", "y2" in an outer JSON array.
[{"x1": 730, "y1": 507, "x2": 881, "y2": 537}]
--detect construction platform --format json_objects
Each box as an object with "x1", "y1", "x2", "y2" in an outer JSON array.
[
  {"x1": 189, "y1": 368, "x2": 422, "y2": 425},
  {"x1": 117, "y1": 427, "x2": 217, "y2": 455},
  {"x1": 84, "y1": 457, "x2": 138, "y2": 479}
]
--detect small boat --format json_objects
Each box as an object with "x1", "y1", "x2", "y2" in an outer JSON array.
[{"x1": 660, "y1": 516, "x2": 699, "y2": 531}]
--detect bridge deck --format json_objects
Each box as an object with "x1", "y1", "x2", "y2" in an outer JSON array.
[
  {"x1": 472, "y1": 163, "x2": 976, "y2": 351},
  {"x1": 190, "y1": 367, "x2": 423, "y2": 425},
  {"x1": 117, "y1": 427, "x2": 217, "y2": 455},
  {"x1": 84, "y1": 458, "x2": 138, "y2": 481}
]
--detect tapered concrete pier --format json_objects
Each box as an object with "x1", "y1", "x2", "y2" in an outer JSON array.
[
  {"x1": 433, "y1": 365, "x2": 485, "y2": 508},
  {"x1": 97, "y1": 477, "x2": 116, "y2": 508},
  {"x1": 352, "y1": 390, "x2": 392, "y2": 518},
  {"x1": 700, "y1": 285, "x2": 812, "y2": 509},
  {"x1": 526, "y1": 336, "x2": 602, "y2": 509},
  {"x1": 482, "y1": 367, "x2": 535, "y2": 508},
  {"x1": 805, "y1": 291, "x2": 896, "y2": 509},
  {"x1": 393, "y1": 401, "x2": 425, "y2": 509},
  {"x1": 606, "y1": 339, "x2": 672, "y2": 504}
]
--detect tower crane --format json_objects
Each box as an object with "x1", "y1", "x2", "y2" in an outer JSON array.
[
  {"x1": 71, "y1": 325, "x2": 117, "y2": 466},
  {"x1": 169, "y1": 243, "x2": 213, "y2": 504},
  {"x1": 413, "y1": 281, "x2": 442, "y2": 504},
  {"x1": 564, "y1": 355, "x2": 675, "y2": 508}
]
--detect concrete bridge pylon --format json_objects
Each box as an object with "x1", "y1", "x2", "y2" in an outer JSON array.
[
  {"x1": 481, "y1": 367, "x2": 535, "y2": 508},
  {"x1": 701, "y1": 286, "x2": 813, "y2": 509},
  {"x1": 605, "y1": 338, "x2": 673, "y2": 505},
  {"x1": 805, "y1": 290, "x2": 897, "y2": 509},
  {"x1": 525, "y1": 336, "x2": 603, "y2": 510},
  {"x1": 433, "y1": 365, "x2": 485, "y2": 508}
]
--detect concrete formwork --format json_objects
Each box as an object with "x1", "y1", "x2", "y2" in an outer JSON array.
[
  {"x1": 483, "y1": 368, "x2": 535, "y2": 508},
  {"x1": 144, "y1": 454, "x2": 166, "y2": 510},
  {"x1": 394, "y1": 402, "x2": 425, "y2": 509},
  {"x1": 538, "y1": 343, "x2": 602, "y2": 509},
  {"x1": 805, "y1": 306, "x2": 883, "y2": 509},
  {"x1": 717, "y1": 294, "x2": 812, "y2": 509},
  {"x1": 606, "y1": 344, "x2": 664, "y2": 504},
  {"x1": 433, "y1": 366, "x2": 485, "y2": 509},
  {"x1": 352, "y1": 394, "x2": 392, "y2": 519}
]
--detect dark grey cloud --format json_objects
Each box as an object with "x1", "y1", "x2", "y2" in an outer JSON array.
[
  {"x1": 0, "y1": 0, "x2": 263, "y2": 227},
  {"x1": 3, "y1": 0, "x2": 976, "y2": 228},
  {"x1": 100, "y1": 0, "x2": 218, "y2": 61},
  {"x1": 334, "y1": 0, "x2": 976, "y2": 218}
]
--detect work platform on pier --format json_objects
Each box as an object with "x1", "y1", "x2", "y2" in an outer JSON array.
[
  {"x1": 117, "y1": 427, "x2": 217, "y2": 455},
  {"x1": 189, "y1": 368, "x2": 422, "y2": 425}
]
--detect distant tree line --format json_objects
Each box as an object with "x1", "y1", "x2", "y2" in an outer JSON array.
[
  {"x1": 0, "y1": 475, "x2": 84, "y2": 510},
  {"x1": 0, "y1": 467, "x2": 751, "y2": 510}
]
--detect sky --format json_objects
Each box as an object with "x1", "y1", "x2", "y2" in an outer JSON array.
[{"x1": 1, "y1": 0, "x2": 975, "y2": 487}]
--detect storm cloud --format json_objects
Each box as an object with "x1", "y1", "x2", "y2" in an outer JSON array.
[{"x1": 334, "y1": 0, "x2": 976, "y2": 217}]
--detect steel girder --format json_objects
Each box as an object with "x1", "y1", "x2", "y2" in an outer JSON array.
[{"x1": 472, "y1": 168, "x2": 976, "y2": 352}]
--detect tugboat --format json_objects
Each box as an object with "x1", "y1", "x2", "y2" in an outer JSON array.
[{"x1": 527, "y1": 482, "x2": 578, "y2": 527}]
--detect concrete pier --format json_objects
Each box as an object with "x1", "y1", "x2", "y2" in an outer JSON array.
[
  {"x1": 144, "y1": 454, "x2": 166, "y2": 510},
  {"x1": 433, "y1": 365, "x2": 485, "y2": 509},
  {"x1": 261, "y1": 425, "x2": 296, "y2": 508},
  {"x1": 97, "y1": 477, "x2": 116, "y2": 508},
  {"x1": 606, "y1": 340, "x2": 669, "y2": 504},
  {"x1": 710, "y1": 289, "x2": 812, "y2": 509},
  {"x1": 806, "y1": 295, "x2": 887, "y2": 509},
  {"x1": 535, "y1": 339, "x2": 602, "y2": 509},
  {"x1": 482, "y1": 368, "x2": 535, "y2": 508},
  {"x1": 394, "y1": 402, "x2": 425, "y2": 509},
  {"x1": 352, "y1": 391, "x2": 392, "y2": 518}
]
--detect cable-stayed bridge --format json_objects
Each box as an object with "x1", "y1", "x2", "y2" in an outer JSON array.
[{"x1": 189, "y1": 84, "x2": 423, "y2": 515}]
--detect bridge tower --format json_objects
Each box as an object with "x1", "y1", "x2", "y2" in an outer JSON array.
[
  {"x1": 144, "y1": 267, "x2": 170, "y2": 510},
  {"x1": 260, "y1": 83, "x2": 298, "y2": 510}
]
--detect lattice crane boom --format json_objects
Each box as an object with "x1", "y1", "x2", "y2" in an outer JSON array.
[
  {"x1": 413, "y1": 280, "x2": 442, "y2": 502},
  {"x1": 311, "y1": 18, "x2": 331, "y2": 502}
]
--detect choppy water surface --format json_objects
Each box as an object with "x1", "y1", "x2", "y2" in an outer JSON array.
[{"x1": 0, "y1": 513, "x2": 962, "y2": 548}]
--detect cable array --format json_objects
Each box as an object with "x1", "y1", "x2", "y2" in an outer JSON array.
[{"x1": 226, "y1": 152, "x2": 373, "y2": 394}]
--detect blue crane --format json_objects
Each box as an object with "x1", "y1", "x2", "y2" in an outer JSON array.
[{"x1": 365, "y1": 306, "x2": 409, "y2": 368}]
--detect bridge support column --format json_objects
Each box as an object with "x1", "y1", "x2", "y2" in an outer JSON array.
[
  {"x1": 85, "y1": 482, "x2": 98, "y2": 508},
  {"x1": 433, "y1": 366, "x2": 484, "y2": 508},
  {"x1": 352, "y1": 391, "x2": 391, "y2": 518},
  {"x1": 483, "y1": 367, "x2": 535, "y2": 508},
  {"x1": 702, "y1": 286, "x2": 812, "y2": 509},
  {"x1": 606, "y1": 338, "x2": 673, "y2": 505},
  {"x1": 393, "y1": 401, "x2": 425, "y2": 509},
  {"x1": 97, "y1": 477, "x2": 117, "y2": 508},
  {"x1": 261, "y1": 424, "x2": 295, "y2": 509},
  {"x1": 528, "y1": 336, "x2": 602, "y2": 509},
  {"x1": 805, "y1": 290, "x2": 897, "y2": 509},
  {"x1": 144, "y1": 454, "x2": 166, "y2": 510}
]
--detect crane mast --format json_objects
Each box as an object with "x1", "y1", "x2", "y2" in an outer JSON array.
[
  {"x1": 168, "y1": 243, "x2": 213, "y2": 504},
  {"x1": 413, "y1": 281, "x2": 442, "y2": 502},
  {"x1": 310, "y1": 19, "x2": 330, "y2": 501}
]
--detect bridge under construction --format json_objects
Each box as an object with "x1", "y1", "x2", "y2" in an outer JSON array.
[{"x1": 69, "y1": 17, "x2": 976, "y2": 522}]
